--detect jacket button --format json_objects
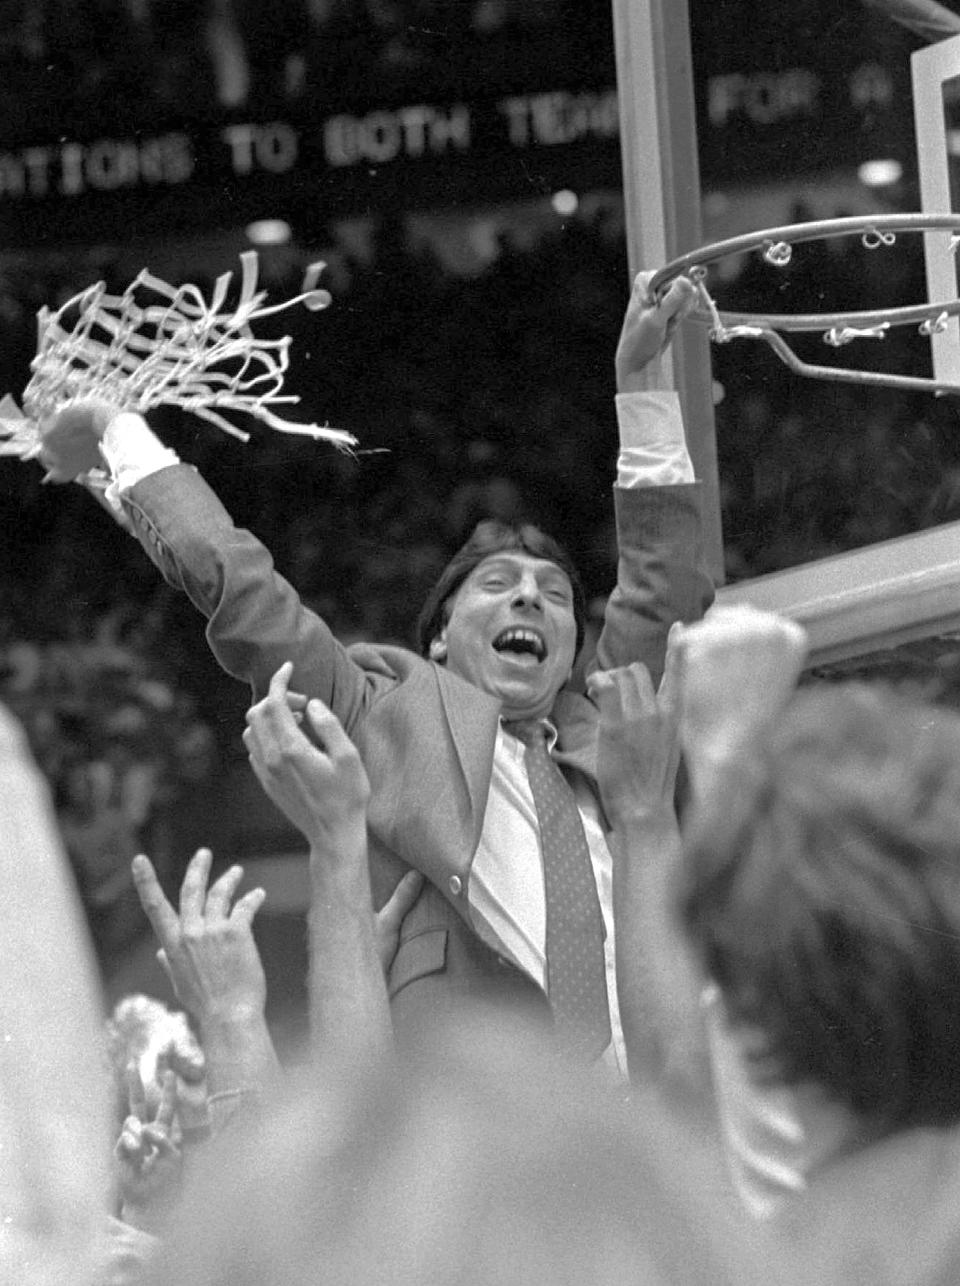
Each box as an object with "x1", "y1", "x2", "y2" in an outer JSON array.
[{"x1": 448, "y1": 875, "x2": 462, "y2": 896}]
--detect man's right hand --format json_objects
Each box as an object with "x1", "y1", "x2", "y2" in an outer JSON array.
[{"x1": 38, "y1": 401, "x2": 119, "y2": 481}]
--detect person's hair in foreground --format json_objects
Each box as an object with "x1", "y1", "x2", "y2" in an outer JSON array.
[
  {"x1": 416, "y1": 519, "x2": 589, "y2": 658},
  {"x1": 150, "y1": 1010, "x2": 776, "y2": 1286},
  {"x1": 679, "y1": 682, "x2": 960, "y2": 1135}
]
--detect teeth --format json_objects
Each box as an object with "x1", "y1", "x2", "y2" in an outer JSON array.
[{"x1": 493, "y1": 627, "x2": 546, "y2": 659}]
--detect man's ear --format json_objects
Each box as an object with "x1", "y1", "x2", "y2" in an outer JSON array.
[{"x1": 429, "y1": 633, "x2": 448, "y2": 662}]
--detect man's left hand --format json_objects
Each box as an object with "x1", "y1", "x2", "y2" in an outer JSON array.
[{"x1": 615, "y1": 270, "x2": 698, "y2": 393}]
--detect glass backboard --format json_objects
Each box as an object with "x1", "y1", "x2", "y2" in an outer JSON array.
[{"x1": 912, "y1": 32, "x2": 960, "y2": 386}]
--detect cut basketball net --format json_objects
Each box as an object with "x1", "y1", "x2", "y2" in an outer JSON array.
[
  {"x1": 858, "y1": 0, "x2": 960, "y2": 45},
  {"x1": 0, "y1": 250, "x2": 356, "y2": 484},
  {"x1": 649, "y1": 213, "x2": 960, "y2": 397}
]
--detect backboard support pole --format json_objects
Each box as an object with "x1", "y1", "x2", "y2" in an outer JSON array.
[{"x1": 612, "y1": 0, "x2": 725, "y2": 582}]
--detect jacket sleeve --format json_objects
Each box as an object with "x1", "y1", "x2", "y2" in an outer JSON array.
[
  {"x1": 593, "y1": 483, "x2": 715, "y2": 688},
  {"x1": 121, "y1": 463, "x2": 372, "y2": 731}
]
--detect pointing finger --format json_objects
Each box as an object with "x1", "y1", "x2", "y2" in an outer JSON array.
[
  {"x1": 131, "y1": 854, "x2": 180, "y2": 950},
  {"x1": 268, "y1": 661, "x2": 294, "y2": 702}
]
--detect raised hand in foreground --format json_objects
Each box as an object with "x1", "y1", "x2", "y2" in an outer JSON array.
[
  {"x1": 244, "y1": 663, "x2": 410, "y2": 1068},
  {"x1": 114, "y1": 1065, "x2": 182, "y2": 1234},
  {"x1": 589, "y1": 641, "x2": 704, "y2": 1089},
  {"x1": 677, "y1": 603, "x2": 809, "y2": 803},
  {"x1": 131, "y1": 847, "x2": 278, "y2": 1110}
]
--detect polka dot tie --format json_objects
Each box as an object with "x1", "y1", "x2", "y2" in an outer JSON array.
[{"x1": 506, "y1": 719, "x2": 611, "y2": 1062}]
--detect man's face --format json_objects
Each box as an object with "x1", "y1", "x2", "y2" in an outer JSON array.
[{"x1": 438, "y1": 551, "x2": 578, "y2": 721}]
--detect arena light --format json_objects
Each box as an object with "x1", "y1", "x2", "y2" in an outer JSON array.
[
  {"x1": 551, "y1": 189, "x2": 579, "y2": 217},
  {"x1": 245, "y1": 219, "x2": 292, "y2": 246},
  {"x1": 857, "y1": 158, "x2": 903, "y2": 187}
]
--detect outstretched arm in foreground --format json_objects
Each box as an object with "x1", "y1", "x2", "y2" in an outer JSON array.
[
  {"x1": 243, "y1": 663, "x2": 417, "y2": 1071},
  {"x1": 31, "y1": 404, "x2": 371, "y2": 720},
  {"x1": 590, "y1": 639, "x2": 710, "y2": 1095},
  {"x1": 0, "y1": 706, "x2": 113, "y2": 1286}
]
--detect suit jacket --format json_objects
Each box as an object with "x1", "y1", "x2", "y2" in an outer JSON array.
[{"x1": 123, "y1": 466, "x2": 712, "y2": 1037}]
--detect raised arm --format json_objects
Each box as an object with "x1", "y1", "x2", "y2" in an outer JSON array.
[
  {"x1": 130, "y1": 847, "x2": 279, "y2": 1124},
  {"x1": 590, "y1": 641, "x2": 710, "y2": 1094},
  {"x1": 34, "y1": 406, "x2": 372, "y2": 720},
  {"x1": 666, "y1": 605, "x2": 813, "y2": 1217},
  {"x1": 594, "y1": 272, "x2": 714, "y2": 686},
  {"x1": 243, "y1": 664, "x2": 397, "y2": 1071}
]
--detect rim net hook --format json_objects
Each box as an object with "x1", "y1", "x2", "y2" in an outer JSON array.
[
  {"x1": 762, "y1": 239, "x2": 793, "y2": 267},
  {"x1": 862, "y1": 227, "x2": 897, "y2": 250}
]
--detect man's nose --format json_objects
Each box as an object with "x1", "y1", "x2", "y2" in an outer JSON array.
[{"x1": 512, "y1": 575, "x2": 543, "y2": 609}]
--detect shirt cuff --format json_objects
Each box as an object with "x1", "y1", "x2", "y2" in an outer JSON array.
[
  {"x1": 615, "y1": 390, "x2": 694, "y2": 488},
  {"x1": 99, "y1": 412, "x2": 181, "y2": 497}
]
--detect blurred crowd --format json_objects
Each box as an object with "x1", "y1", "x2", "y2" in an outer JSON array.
[{"x1": 0, "y1": 0, "x2": 606, "y2": 131}]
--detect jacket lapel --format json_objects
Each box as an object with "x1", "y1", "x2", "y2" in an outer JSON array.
[{"x1": 435, "y1": 663, "x2": 501, "y2": 825}]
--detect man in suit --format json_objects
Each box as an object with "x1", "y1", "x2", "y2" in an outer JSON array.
[{"x1": 37, "y1": 270, "x2": 713, "y2": 1073}]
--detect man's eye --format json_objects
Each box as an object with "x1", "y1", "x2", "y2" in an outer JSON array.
[
  {"x1": 546, "y1": 588, "x2": 571, "y2": 603},
  {"x1": 483, "y1": 579, "x2": 507, "y2": 590}
]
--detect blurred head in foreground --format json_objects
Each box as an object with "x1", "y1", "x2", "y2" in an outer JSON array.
[
  {"x1": 151, "y1": 1009, "x2": 775, "y2": 1286},
  {"x1": 680, "y1": 682, "x2": 960, "y2": 1137}
]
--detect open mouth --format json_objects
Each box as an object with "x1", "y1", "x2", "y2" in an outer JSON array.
[{"x1": 492, "y1": 626, "x2": 547, "y2": 662}]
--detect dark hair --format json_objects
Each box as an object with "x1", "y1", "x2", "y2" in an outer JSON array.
[
  {"x1": 415, "y1": 520, "x2": 587, "y2": 659},
  {"x1": 679, "y1": 683, "x2": 960, "y2": 1134}
]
